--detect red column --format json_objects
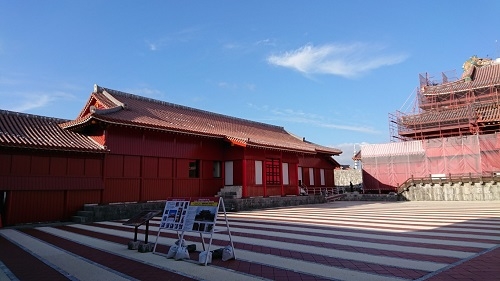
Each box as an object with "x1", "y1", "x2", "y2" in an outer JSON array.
[
  {"x1": 295, "y1": 162, "x2": 300, "y2": 196},
  {"x1": 263, "y1": 159, "x2": 267, "y2": 197},
  {"x1": 280, "y1": 152, "x2": 284, "y2": 196},
  {"x1": 242, "y1": 158, "x2": 247, "y2": 198}
]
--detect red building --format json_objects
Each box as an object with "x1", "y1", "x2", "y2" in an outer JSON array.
[
  {"x1": 1, "y1": 85, "x2": 341, "y2": 226},
  {"x1": 361, "y1": 56, "x2": 500, "y2": 193}
]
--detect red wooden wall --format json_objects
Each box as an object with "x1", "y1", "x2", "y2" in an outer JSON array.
[
  {"x1": 0, "y1": 125, "x2": 338, "y2": 226},
  {"x1": 240, "y1": 149, "x2": 333, "y2": 197},
  {"x1": 298, "y1": 155, "x2": 335, "y2": 187},
  {"x1": 0, "y1": 150, "x2": 103, "y2": 225},
  {"x1": 101, "y1": 127, "x2": 226, "y2": 203}
]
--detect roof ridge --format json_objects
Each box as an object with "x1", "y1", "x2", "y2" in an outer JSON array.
[
  {"x1": 0, "y1": 109, "x2": 70, "y2": 123},
  {"x1": 94, "y1": 84, "x2": 285, "y2": 130}
]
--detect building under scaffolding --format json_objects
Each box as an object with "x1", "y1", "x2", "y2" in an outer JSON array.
[{"x1": 361, "y1": 56, "x2": 500, "y2": 193}]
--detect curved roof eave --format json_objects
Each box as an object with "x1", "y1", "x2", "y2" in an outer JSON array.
[
  {"x1": 65, "y1": 115, "x2": 336, "y2": 154},
  {"x1": 315, "y1": 147, "x2": 342, "y2": 155},
  {"x1": 1, "y1": 143, "x2": 107, "y2": 153}
]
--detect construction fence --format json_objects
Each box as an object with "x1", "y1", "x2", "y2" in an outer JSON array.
[{"x1": 361, "y1": 133, "x2": 500, "y2": 193}]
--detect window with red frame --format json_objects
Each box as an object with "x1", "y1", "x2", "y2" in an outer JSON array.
[{"x1": 265, "y1": 159, "x2": 280, "y2": 185}]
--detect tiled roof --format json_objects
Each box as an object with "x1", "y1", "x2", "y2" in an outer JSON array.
[
  {"x1": 475, "y1": 103, "x2": 500, "y2": 122},
  {"x1": 361, "y1": 140, "x2": 425, "y2": 157},
  {"x1": 0, "y1": 110, "x2": 106, "y2": 152},
  {"x1": 422, "y1": 63, "x2": 500, "y2": 95},
  {"x1": 400, "y1": 102, "x2": 500, "y2": 128},
  {"x1": 62, "y1": 85, "x2": 341, "y2": 155},
  {"x1": 401, "y1": 106, "x2": 470, "y2": 126},
  {"x1": 352, "y1": 150, "x2": 361, "y2": 160}
]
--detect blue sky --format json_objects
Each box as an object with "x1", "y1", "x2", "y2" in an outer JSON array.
[{"x1": 1, "y1": 1, "x2": 499, "y2": 166}]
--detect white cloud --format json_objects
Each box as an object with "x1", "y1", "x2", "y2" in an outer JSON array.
[
  {"x1": 217, "y1": 81, "x2": 256, "y2": 91},
  {"x1": 12, "y1": 95, "x2": 51, "y2": 112},
  {"x1": 270, "y1": 107, "x2": 379, "y2": 134},
  {"x1": 218, "y1": 81, "x2": 237, "y2": 89},
  {"x1": 126, "y1": 87, "x2": 163, "y2": 98},
  {"x1": 145, "y1": 27, "x2": 202, "y2": 51},
  {"x1": 248, "y1": 104, "x2": 380, "y2": 134},
  {"x1": 223, "y1": 38, "x2": 276, "y2": 51},
  {"x1": 246, "y1": 104, "x2": 381, "y2": 166},
  {"x1": 254, "y1": 38, "x2": 276, "y2": 47},
  {"x1": 267, "y1": 43, "x2": 408, "y2": 78},
  {"x1": 244, "y1": 83, "x2": 256, "y2": 91},
  {"x1": 330, "y1": 142, "x2": 369, "y2": 166},
  {"x1": 223, "y1": 43, "x2": 241, "y2": 50},
  {"x1": 145, "y1": 39, "x2": 164, "y2": 51},
  {"x1": 4, "y1": 92, "x2": 76, "y2": 112},
  {"x1": 148, "y1": 43, "x2": 158, "y2": 51}
]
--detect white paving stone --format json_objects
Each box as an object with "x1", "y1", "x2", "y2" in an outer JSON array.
[
  {"x1": 37, "y1": 227, "x2": 267, "y2": 281},
  {"x1": 1, "y1": 200, "x2": 499, "y2": 281},
  {"x1": 40, "y1": 226, "x2": 405, "y2": 281},
  {"x1": 0, "y1": 229, "x2": 133, "y2": 281},
  {"x1": 95, "y1": 221, "x2": 449, "y2": 271},
  {"x1": 224, "y1": 221, "x2": 497, "y2": 248}
]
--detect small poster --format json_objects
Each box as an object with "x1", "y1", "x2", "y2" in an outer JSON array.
[
  {"x1": 184, "y1": 198, "x2": 219, "y2": 233},
  {"x1": 159, "y1": 198, "x2": 190, "y2": 231},
  {"x1": 153, "y1": 196, "x2": 235, "y2": 262},
  {"x1": 159, "y1": 197, "x2": 219, "y2": 233}
]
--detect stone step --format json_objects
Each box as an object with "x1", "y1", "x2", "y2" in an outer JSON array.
[
  {"x1": 76, "y1": 210, "x2": 94, "y2": 218},
  {"x1": 72, "y1": 210, "x2": 94, "y2": 224},
  {"x1": 72, "y1": 215, "x2": 91, "y2": 223}
]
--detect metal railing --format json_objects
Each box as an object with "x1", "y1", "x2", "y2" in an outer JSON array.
[
  {"x1": 303, "y1": 185, "x2": 338, "y2": 197},
  {"x1": 397, "y1": 172, "x2": 500, "y2": 194}
]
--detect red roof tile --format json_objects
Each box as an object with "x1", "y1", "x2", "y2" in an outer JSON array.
[
  {"x1": 62, "y1": 85, "x2": 341, "y2": 155},
  {"x1": 0, "y1": 110, "x2": 106, "y2": 152},
  {"x1": 361, "y1": 141, "x2": 425, "y2": 157},
  {"x1": 401, "y1": 106, "x2": 470, "y2": 126},
  {"x1": 352, "y1": 150, "x2": 361, "y2": 160},
  {"x1": 400, "y1": 101, "x2": 500, "y2": 128},
  {"x1": 476, "y1": 103, "x2": 500, "y2": 122},
  {"x1": 421, "y1": 63, "x2": 500, "y2": 95}
]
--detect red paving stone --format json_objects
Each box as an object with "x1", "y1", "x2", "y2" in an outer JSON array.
[
  {"x1": 110, "y1": 221, "x2": 454, "y2": 278},
  {"x1": 1, "y1": 202, "x2": 499, "y2": 281},
  {"x1": 0, "y1": 235, "x2": 68, "y2": 281},
  {"x1": 1, "y1": 225, "x2": 499, "y2": 281},
  {"x1": 423, "y1": 246, "x2": 500, "y2": 281},
  {"x1": 20, "y1": 228, "x2": 196, "y2": 281},
  {"x1": 54, "y1": 225, "x2": 333, "y2": 281},
  {"x1": 88, "y1": 222, "x2": 431, "y2": 279}
]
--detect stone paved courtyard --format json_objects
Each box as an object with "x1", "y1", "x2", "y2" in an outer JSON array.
[{"x1": 1, "y1": 201, "x2": 499, "y2": 281}]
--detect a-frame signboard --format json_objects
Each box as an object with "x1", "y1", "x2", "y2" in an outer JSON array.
[{"x1": 152, "y1": 197, "x2": 235, "y2": 265}]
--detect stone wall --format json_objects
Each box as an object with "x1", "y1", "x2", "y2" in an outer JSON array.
[
  {"x1": 75, "y1": 181, "x2": 500, "y2": 223},
  {"x1": 401, "y1": 181, "x2": 500, "y2": 201},
  {"x1": 340, "y1": 192, "x2": 398, "y2": 202},
  {"x1": 334, "y1": 169, "x2": 363, "y2": 193},
  {"x1": 334, "y1": 169, "x2": 362, "y2": 187},
  {"x1": 223, "y1": 195, "x2": 326, "y2": 212},
  {"x1": 78, "y1": 195, "x2": 326, "y2": 222},
  {"x1": 82, "y1": 202, "x2": 166, "y2": 222},
  {"x1": 217, "y1": 185, "x2": 243, "y2": 198}
]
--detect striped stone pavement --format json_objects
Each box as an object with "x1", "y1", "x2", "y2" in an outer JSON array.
[{"x1": 1, "y1": 201, "x2": 499, "y2": 281}]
